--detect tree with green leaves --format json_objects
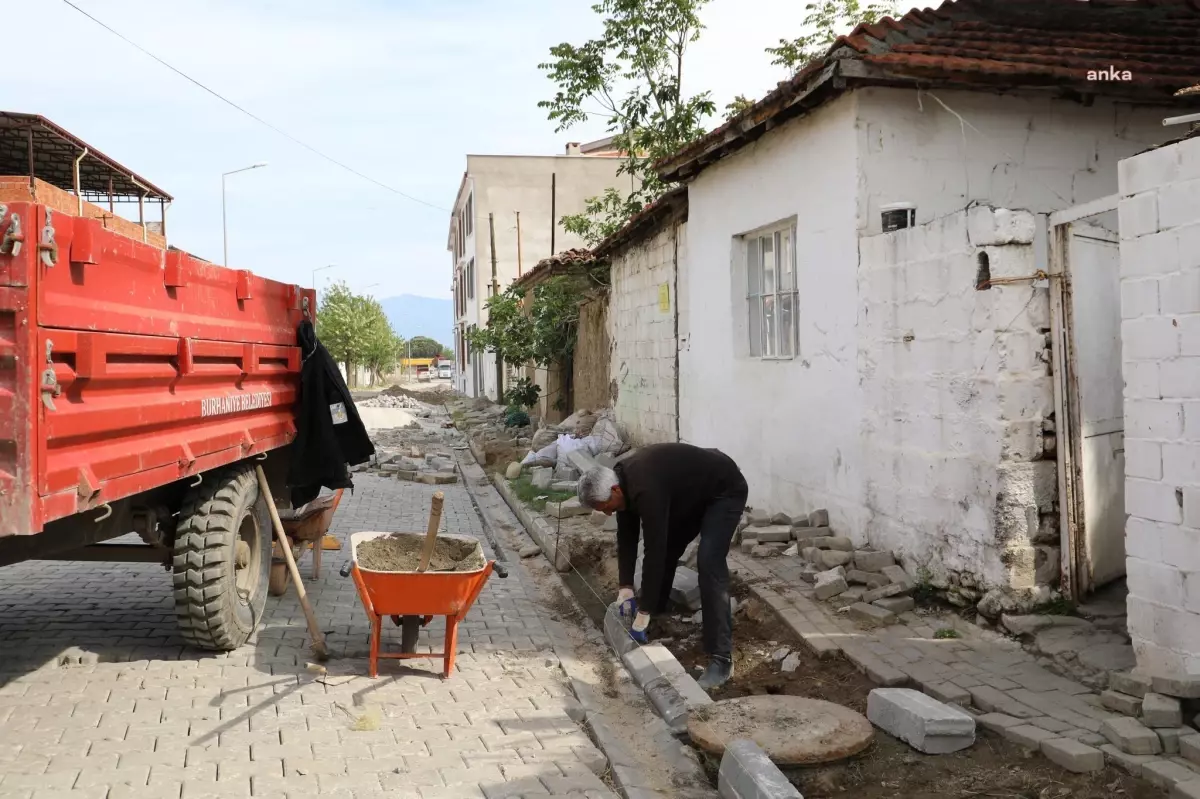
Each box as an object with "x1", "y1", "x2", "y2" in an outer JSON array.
[
  {"x1": 766, "y1": 0, "x2": 900, "y2": 72},
  {"x1": 407, "y1": 336, "x2": 446, "y2": 359},
  {"x1": 724, "y1": 94, "x2": 755, "y2": 120},
  {"x1": 539, "y1": 0, "x2": 716, "y2": 245},
  {"x1": 316, "y1": 281, "x2": 403, "y2": 386}
]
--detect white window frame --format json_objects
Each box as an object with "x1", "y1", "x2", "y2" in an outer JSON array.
[{"x1": 745, "y1": 223, "x2": 798, "y2": 360}]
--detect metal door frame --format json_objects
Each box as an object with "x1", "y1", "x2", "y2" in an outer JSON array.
[{"x1": 1047, "y1": 193, "x2": 1119, "y2": 601}]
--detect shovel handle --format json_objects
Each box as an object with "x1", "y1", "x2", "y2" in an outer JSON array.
[{"x1": 417, "y1": 492, "x2": 444, "y2": 572}]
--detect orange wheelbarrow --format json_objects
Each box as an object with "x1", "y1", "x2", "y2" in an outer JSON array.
[{"x1": 339, "y1": 522, "x2": 507, "y2": 678}]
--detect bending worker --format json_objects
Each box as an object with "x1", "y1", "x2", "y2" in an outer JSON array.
[{"x1": 578, "y1": 443, "x2": 748, "y2": 690}]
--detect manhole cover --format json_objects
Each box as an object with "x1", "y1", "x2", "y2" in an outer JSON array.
[{"x1": 688, "y1": 695, "x2": 873, "y2": 765}]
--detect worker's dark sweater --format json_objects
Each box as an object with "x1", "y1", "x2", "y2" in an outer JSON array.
[{"x1": 615, "y1": 443, "x2": 747, "y2": 613}]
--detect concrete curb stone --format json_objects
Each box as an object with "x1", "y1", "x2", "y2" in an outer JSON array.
[
  {"x1": 717, "y1": 740, "x2": 803, "y2": 799},
  {"x1": 491, "y1": 475, "x2": 571, "y2": 571},
  {"x1": 1040, "y1": 738, "x2": 1104, "y2": 773},
  {"x1": 866, "y1": 688, "x2": 975, "y2": 754},
  {"x1": 1100, "y1": 743, "x2": 1163, "y2": 777}
]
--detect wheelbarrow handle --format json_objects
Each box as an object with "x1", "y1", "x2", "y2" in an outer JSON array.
[
  {"x1": 339, "y1": 561, "x2": 352, "y2": 578},
  {"x1": 493, "y1": 562, "x2": 508, "y2": 579}
]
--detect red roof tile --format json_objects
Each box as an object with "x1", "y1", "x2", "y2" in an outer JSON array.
[{"x1": 659, "y1": 0, "x2": 1200, "y2": 181}]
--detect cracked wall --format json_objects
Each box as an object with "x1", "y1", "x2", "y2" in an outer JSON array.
[{"x1": 1119, "y1": 136, "x2": 1200, "y2": 688}]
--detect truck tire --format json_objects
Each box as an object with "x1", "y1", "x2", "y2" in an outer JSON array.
[{"x1": 172, "y1": 465, "x2": 272, "y2": 651}]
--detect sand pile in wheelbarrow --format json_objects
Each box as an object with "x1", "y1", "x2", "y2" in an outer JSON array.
[{"x1": 357, "y1": 534, "x2": 485, "y2": 572}]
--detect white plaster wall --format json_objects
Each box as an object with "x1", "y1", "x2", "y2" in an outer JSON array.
[
  {"x1": 679, "y1": 93, "x2": 864, "y2": 530},
  {"x1": 859, "y1": 207, "x2": 1053, "y2": 589},
  {"x1": 1118, "y1": 136, "x2": 1200, "y2": 687},
  {"x1": 608, "y1": 221, "x2": 684, "y2": 445},
  {"x1": 856, "y1": 89, "x2": 1173, "y2": 233}
]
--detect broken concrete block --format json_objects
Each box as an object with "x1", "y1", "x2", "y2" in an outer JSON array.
[
  {"x1": 820, "y1": 550, "x2": 853, "y2": 569},
  {"x1": 417, "y1": 472, "x2": 457, "y2": 485},
  {"x1": 545, "y1": 498, "x2": 591, "y2": 519},
  {"x1": 829, "y1": 586, "x2": 866, "y2": 609},
  {"x1": 814, "y1": 569, "x2": 849, "y2": 601},
  {"x1": 809, "y1": 509, "x2": 829, "y2": 527},
  {"x1": 550, "y1": 480, "x2": 578, "y2": 492},
  {"x1": 751, "y1": 525, "x2": 793, "y2": 543},
  {"x1": 531, "y1": 468, "x2": 553, "y2": 489},
  {"x1": 1041, "y1": 738, "x2": 1104, "y2": 773},
  {"x1": 1110, "y1": 671, "x2": 1153, "y2": 699},
  {"x1": 867, "y1": 688, "x2": 975, "y2": 754},
  {"x1": 874, "y1": 596, "x2": 916, "y2": 614},
  {"x1": 770, "y1": 512, "x2": 792, "y2": 526},
  {"x1": 849, "y1": 602, "x2": 896, "y2": 627},
  {"x1": 1143, "y1": 693, "x2": 1184, "y2": 728},
  {"x1": 747, "y1": 508, "x2": 771, "y2": 525},
  {"x1": 791, "y1": 525, "x2": 822, "y2": 540},
  {"x1": 811, "y1": 536, "x2": 853, "y2": 551},
  {"x1": 781, "y1": 652, "x2": 802, "y2": 673},
  {"x1": 1102, "y1": 690, "x2": 1143, "y2": 717},
  {"x1": 1102, "y1": 716, "x2": 1163, "y2": 755},
  {"x1": 881, "y1": 564, "x2": 913, "y2": 588},
  {"x1": 801, "y1": 546, "x2": 822, "y2": 564},
  {"x1": 853, "y1": 550, "x2": 895, "y2": 573},
  {"x1": 846, "y1": 569, "x2": 891, "y2": 588},
  {"x1": 863, "y1": 582, "x2": 911, "y2": 603}
]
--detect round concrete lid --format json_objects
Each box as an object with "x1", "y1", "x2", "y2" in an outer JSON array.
[{"x1": 688, "y1": 695, "x2": 873, "y2": 765}]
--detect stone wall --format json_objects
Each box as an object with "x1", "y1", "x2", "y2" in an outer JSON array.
[
  {"x1": 573, "y1": 294, "x2": 611, "y2": 412},
  {"x1": 608, "y1": 221, "x2": 683, "y2": 445},
  {"x1": 859, "y1": 206, "x2": 1056, "y2": 599},
  {"x1": 1118, "y1": 135, "x2": 1200, "y2": 691}
]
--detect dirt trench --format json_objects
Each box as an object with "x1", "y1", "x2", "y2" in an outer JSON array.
[{"x1": 560, "y1": 535, "x2": 1160, "y2": 799}]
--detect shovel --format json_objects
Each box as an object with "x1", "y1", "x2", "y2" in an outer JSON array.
[{"x1": 395, "y1": 491, "x2": 444, "y2": 653}]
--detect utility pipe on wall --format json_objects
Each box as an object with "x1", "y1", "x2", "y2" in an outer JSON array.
[{"x1": 72, "y1": 148, "x2": 89, "y2": 215}]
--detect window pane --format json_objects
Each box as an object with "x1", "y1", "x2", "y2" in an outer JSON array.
[
  {"x1": 779, "y1": 292, "x2": 794, "y2": 358},
  {"x1": 761, "y1": 235, "x2": 775, "y2": 294},
  {"x1": 747, "y1": 237, "x2": 761, "y2": 297},
  {"x1": 780, "y1": 228, "x2": 794, "y2": 291},
  {"x1": 763, "y1": 294, "x2": 777, "y2": 357},
  {"x1": 748, "y1": 298, "x2": 762, "y2": 357}
]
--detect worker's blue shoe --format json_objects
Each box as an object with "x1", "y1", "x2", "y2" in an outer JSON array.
[{"x1": 697, "y1": 657, "x2": 733, "y2": 691}]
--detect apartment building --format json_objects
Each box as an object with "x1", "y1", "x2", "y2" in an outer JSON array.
[{"x1": 448, "y1": 137, "x2": 629, "y2": 399}]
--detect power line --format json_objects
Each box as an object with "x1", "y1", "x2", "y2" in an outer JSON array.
[{"x1": 59, "y1": 0, "x2": 449, "y2": 213}]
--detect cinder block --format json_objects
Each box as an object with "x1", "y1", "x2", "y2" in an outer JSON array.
[
  {"x1": 1143, "y1": 693, "x2": 1184, "y2": 728},
  {"x1": 1123, "y1": 318, "x2": 1181, "y2": 362},
  {"x1": 1041, "y1": 738, "x2": 1105, "y2": 773},
  {"x1": 867, "y1": 688, "x2": 975, "y2": 754},
  {"x1": 1120, "y1": 191, "x2": 1160, "y2": 239},
  {"x1": 1160, "y1": 178, "x2": 1200, "y2": 231},
  {"x1": 717, "y1": 739, "x2": 802, "y2": 799},
  {"x1": 1120, "y1": 144, "x2": 1180, "y2": 196},
  {"x1": 1122, "y1": 277, "x2": 1161, "y2": 320},
  {"x1": 1121, "y1": 228, "x2": 1181, "y2": 279},
  {"x1": 1102, "y1": 716, "x2": 1163, "y2": 755},
  {"x1": 968, "y1": 206, "x2": 1035, "y2": 245}
]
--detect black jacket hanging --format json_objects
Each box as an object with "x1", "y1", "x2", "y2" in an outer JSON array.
[{"x1": 287, "y1": 319, "x2": 375, "y2": 507}]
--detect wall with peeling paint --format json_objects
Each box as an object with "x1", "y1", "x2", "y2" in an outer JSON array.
[{"x1": 1119, "y1": 135, "x2": 1200, "y2": 688}]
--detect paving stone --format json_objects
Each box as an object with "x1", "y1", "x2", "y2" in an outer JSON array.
[
  {"x1": 1041, "y1": 738, "x2": 1104, "y2": 773},
  {"x1": 1004, "y1": 725, "x2": 1060, "y2": 750},
  {"x1": 848, "y1": 603, "x2": 896, "y2": 628},
  {"x1": 880, "y1": 565, "x2": 913, "y2": 589},
  {"x1": 977, "y1": 713, "x2": 1024, "y2": 734},
  {"x1": 1102, "y1": 716, "x2": 1163, "y2": 755},
  {"x1": 1100, "y1": 743, "x2": 1162, "y2": 777},
  {"x1": 862, "y1": 583, "x2": 910, "y2": 604},
  {"x1": 853, "y1": 551, "x2": 895, "y2": 573},
  {"x1": 813, "y1": 569, "x2": 848, "y2": 601},
  {"x1": 1030, "y1": 717, "x2": 1074, "y2": 734},
  {"x1": 808, "y1": 509, "x2": 830, "y2": 527},
  {"x1": 846, "y1": 570, "x2": 890, "y2": 588},
  {"x1": 751, "y1": 526, "x2": 793, "y2": 543},
  {"x1": 1181, "y1": 734, "x2": 1200, "y2": 766},
  {"x1": 867, "y1": 688, "x2": 975, "y2": 754},
  {"x1": 924, "y1": 683, "x2": 971, "y2": 707},
  {"x1": 820, "y1": 550, "x2": 853, "y2": 569},
  {"x1": 1110, "y1": 671, "x2": 1153, "y2": 699},
  {"x1": 828, "y1": 586, "x2": 866, "y2": 609},
  {"x1": 1144, "y1": 759, "x2": 1200, "y2": 791},
  {"x1": 1101, "y1": 690, "x2": 1143, "y2": 717},
  {"x1": 1152, "y1": 677, "x2": 1200, "y2": 700},
  {"x1": 1162, "y1": 728, "x2": 1193, "y2": 755},
  {"x1": 1145, "y1": 693, "x2": 1185, "y2": 728},
  {"x1": 967, "y1": 687, "x2": 1038, "y2": 719},
  {"x1": 874, "y1": 596, "x2": 915, "y2": 614},
  {"x1": 716, "y1": 739, "x2": 802, "y2": 799},
  {"x1": 810, "y1": 537, "x2": 853, "y2": 552},
  {"x1": 791, "y1": 526, "x2": 822, "y2": 540},
  {"x1": 1174, "y1": 778, "x2": 1200, "y2": 799}
]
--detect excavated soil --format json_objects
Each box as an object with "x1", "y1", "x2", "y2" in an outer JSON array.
[
  {"x1": 563, "y1": 537, "x2": 1161, "y2": 799},
  {"x1": 356, "y1": 535, "x2": 485, "y2": 573}
]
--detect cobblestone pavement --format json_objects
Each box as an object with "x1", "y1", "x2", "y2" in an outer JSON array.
[
  {"x1": 732, "y1": 553, "x2": 1133, "y2": 741},
  {"x1": 0, "y1": 475, "x2": 619, "y2": 799}
]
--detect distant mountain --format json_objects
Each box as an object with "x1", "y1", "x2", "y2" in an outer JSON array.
[{"x1": 379, "y1": 294, "x2": 454, "y2": 350}]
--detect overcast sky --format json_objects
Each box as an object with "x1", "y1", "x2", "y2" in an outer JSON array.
[{"x1": 9, "y1": 0, "x2": 811, "y2": 300}]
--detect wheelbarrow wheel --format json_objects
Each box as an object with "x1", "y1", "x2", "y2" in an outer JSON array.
[
  {"x1": 171, "y1": 465, "x2": 271, "y2": 651},
  {"x1": 400, "y1": 615, "x2": 421, "y2": 653}
]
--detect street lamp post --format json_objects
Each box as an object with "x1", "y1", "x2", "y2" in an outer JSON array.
[{"x1": 221, "y1": 162, "x2": 268, "y2": 267}]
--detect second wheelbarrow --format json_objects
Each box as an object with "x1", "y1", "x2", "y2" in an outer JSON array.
[{"x1": 339, "y1": 493, "x2": 506, "y2": 678}]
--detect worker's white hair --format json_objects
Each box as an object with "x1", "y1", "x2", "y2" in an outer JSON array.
[{"x1": 578, "y1": 466, "x2": 619, "y2": 509}]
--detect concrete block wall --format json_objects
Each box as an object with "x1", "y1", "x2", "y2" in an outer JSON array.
[
  {"x1": 1118, "y1": 136, "x2": 1200, "y2": 688},
  {"x1": 0, "y1": 178, "x2": 167, "y2": 250},
  {"x1": 858, "y1": 206, "x2": 1055, "y2": 593},
  {"x1": 608, "y1": 221, "x2": 683, "y2": 445}
]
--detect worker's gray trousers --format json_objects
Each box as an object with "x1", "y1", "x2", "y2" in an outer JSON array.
[{"x1": 662, "y1": 486, "x2": 748, "y2": 661}]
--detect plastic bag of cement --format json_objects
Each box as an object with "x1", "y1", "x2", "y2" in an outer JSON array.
[
  {"x1": 522, "y1": 440, "x2": 557, "y2": 466},
  {"x1": 555, "y1": 434, "x2": 589, "y2": 468}
]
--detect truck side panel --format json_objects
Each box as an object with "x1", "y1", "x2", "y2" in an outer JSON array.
[
  {"x1": 0, "y1": 203, "x2": 315, "y2": 537},
  {"x1": 0, "y1": 202, "x2": 35, "y2": 537}
]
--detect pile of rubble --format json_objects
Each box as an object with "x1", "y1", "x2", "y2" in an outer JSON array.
[
  {"x1": 355, "y1": 426, "x2": 460, "y2": 485},
  {"x1": 739, "y1": 508, "x2": 915, "y2": 628},
  {"x1": 449, "y1": 399, "x2": 533, "y2": 468},
  {"x1": 359, "y1": 393, "x2": 432, "y2": 416},
  {"x1": 1091, "y1": 672, "x2": 1200, "y2": 778}
]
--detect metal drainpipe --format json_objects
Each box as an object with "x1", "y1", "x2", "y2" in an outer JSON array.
[{"x1": 73, "y1": 148, "x2": 89, "y2": 215}]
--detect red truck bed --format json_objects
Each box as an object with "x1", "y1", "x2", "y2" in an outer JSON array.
[{"x1": 0, "y1": 202, "x2": 314, "y2": 537}]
